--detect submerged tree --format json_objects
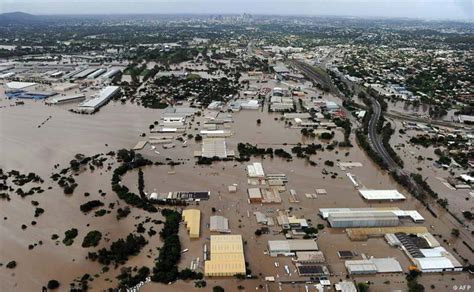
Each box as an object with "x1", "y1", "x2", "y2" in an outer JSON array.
[{"x1": 138, "y1": 168, "x2": 145, "y2": 200}]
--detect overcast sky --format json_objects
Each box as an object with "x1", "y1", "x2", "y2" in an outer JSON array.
[{"x1": 1, "y1": 0, "x2": 472, "y2": 21}]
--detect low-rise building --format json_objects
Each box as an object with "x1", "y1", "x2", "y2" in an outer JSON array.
[
  {"x1": 210, "y1": 216, "x2": 230, "y2": 233},
  {"x1": 248, "y1": 188, "x2": 263, "y2": 203},
  {"x1": 205, "y1": 235, "x2": 246, "y2": 277},
  {"x1": 182, "y1": 209, "x2": 200, "y2": 239},
  {"x1": 328, "y1": 211, "x2": 400, "y2": 228},
  {"x1": 268, "y1": 239, "x2": 318, "y2": 257}
]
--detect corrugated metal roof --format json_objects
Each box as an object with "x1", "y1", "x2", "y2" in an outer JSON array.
[
  {"x1": 345, "y1": 260, "x2": 377, "y2": 273},
  {"x1": 247, "y1": 188, "x2": 262, "y2": 199},
  {"x1": 415, "y1": 257, "x2": 455, "y2": 270},
  {"x1": 371, "y1": 258, "x2": 403, "y2": 273},
  {"x1": 79, "y1": 86, "x2": 120, "y2": 108},
  {"x1": 182, "y1": 209, "x2": 200, "y2": 239},
  {"x1": 205, "y1": 235, "x2": 246, "y2": 276},
  {"x1": 358, "y1": 189, "x2": 406, "y2": 200},
  {"x1": 201, "y1": 138, "x2": 227, "y2": 158},
  {"x1": 210, "y1": 216, "x2": 230, "y2": 233}
]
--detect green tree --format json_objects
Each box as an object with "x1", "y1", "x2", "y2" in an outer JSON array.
[
  {"x1": 357, "y1": 282, "x2": 369, "y2": 292},
  {"x1": 451, "y1": 228, "x2": 460, "y2": 237}
]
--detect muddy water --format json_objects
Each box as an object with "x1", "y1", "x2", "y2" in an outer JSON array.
[
  {"x1": 389, "y1": 119, "x2": 473, "y2": 229},
  {"x1": 1, "y1": 86, "x2": 473, "y2": 292}
]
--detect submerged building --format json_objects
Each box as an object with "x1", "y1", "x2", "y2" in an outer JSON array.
[
  {"x1": 205, "y1": 235, "x2": 246, "y2": 277},
  {"x1": 76, "y1": 86, "x2": 120, "y2": 113},
  {"x1": 328, "y1": 211, "x2": 400, "y2": 228},
  {"x1": 182, "y1": 209, "x2": 201, "y2": 239}
]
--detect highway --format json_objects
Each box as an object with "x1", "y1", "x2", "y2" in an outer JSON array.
[
  {"x1": 294, "y1": 59, "x2": 398, "y2": 170},
  {"x1": 366, "y1": 93, "x2": 399, "y2": 171},
  {"x1": 294, "y1": 59, "x2": 473, "y2": 245}
]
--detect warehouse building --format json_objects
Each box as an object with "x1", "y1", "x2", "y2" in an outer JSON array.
[
  {"x1": 328, "y1": 211, "x2": 400, "y2": 228},
  {"x1": 295, "y1": 263, "x2": 329, "y2": 277},
  {"x1": 371, "y1": 258, "x2": 403, "y2": 273},
  {"x1": 73, "y1": 68, "x2": 98, "y2": 79},
  {"x1": 335, "y1": 281, "x2": 357, "y2": 292},
  {"x1": 210, "y1": 216, "x2": 230, "y2": 233},
  {"x1": 246, "y1": 162, "x2": 265, "y2": 178},
  {"x1": 345, "y1": 258, "x2": 402, "y2": 275},
  {"x1": 6, "y1": 90, "x2": 57, "y2": 100},
  {"x1": 5, "y1": 81, "x2": 37, "y2": 90},
  {"x1": 200, "y1": 138, "x2": 231, "y2": 158},
  {"x1": 268, "y1": 239, "x2": 318, "y2": 257},
  {"x1": 240, "y1": 99, "x2": 259, "y2": 110},
  {"x1": 319, "y1": 208, "x2": 424, "y2": 223},
  {"x1": 385, "y1": 233, "x2": 402, "y2": 247},
  {"x1": 254, "y1": 211, "x2": 269, "y2": 225},
  {"x1": 162, "y1": 106, "x2": 196, "y2": 118},
  {"x1": 414, "y1": 256, "x2": 463, "y2": 273},
  {"x1": 395, "y1": 233, "x2": 463, "y2": 273},
  {"x1": 358, "y1": 189, "x2": 406, "y2": 201},
  {"x1": 87, "y1": 68, "x2": 106, "y2": 79},
  {"x1": 182, "y1": 209, "x2": 200, "y2": 239},
  {"x1": 295, "y1": 251, "x2": 326, "y2": 264},
  {"x1": 46, "y1": 94, "x2": 85, "y2": 104},
  {"x1": 77, "y1": 86, "x2": 120, "y2": 113},
  {"x1": 154, "y1": 191, "x2": 210, "y2": 202},
  {"x1": 101, "y1": 68, "x2": 121, "y2": 79},
  {"x1": 200, "y1": 130, "x2": 232, "y2": 138},
  {"x1": 205, "y1": 235, "x2": 246, "y2": 277},
  {"x1": 247, "y1": 188, "x2": 263, "y2": 203},
  {"x1": 345, "y1": 260, "x2": 377, "y2": 275},
  {"x1": 276, "y1": 212, "x2": 309, "y2": 230}
]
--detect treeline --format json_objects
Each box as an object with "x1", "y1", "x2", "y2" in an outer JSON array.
[
  {"x1": 410, "y1": 173, "x2": 439, "y2": 200},
  {"x1": 151, "y1": 209, "x2": 182, "y2": 283},
  {"x1": 380, "y1": 122, "x2": 404, "y2": 168},
  {"x1": 135, "y1": 47, "x2": 200, "y2": 64},
  {"x1": 117, "y1": 266, "x2": 150, "y2": 290},
  {"x1": 237, "y1": 143, "x2": 274, "y2": 159},
  {"x1": 197, "y1": 156, "x2": 234, "y2": 165},
  {"x1": 334, "y1": 118, "x2": 353, "y2": 147},
  {"x1": 111, "y1": 149, "x2": 157, "y2": 212},
  {"x1": 291, "y1": 143, "x2": 322, "y2": 158},
  {"x1": 88, "y1": 233, "x2": 147, "y2": 267},
  {"x1": 5, "y1": 170, "x2": 43, "y2": 186},
  {"x1": 356, "y1": 130, "x2": 388, "y2": 170},
  {"x1": 236, "y1": 143, "x2": 293, "y2": 160}
]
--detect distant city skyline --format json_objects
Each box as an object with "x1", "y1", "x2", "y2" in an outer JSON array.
[{"x1": 1, "y1": 0, "x2": 473, "y2": 21}]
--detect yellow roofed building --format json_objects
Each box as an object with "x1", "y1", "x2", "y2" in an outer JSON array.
[
  {"x1": 182, "y1": 209, "x2": 200, "y2": 239},
  {"x1": 205, "y1": 235, "x2": 246, "y2": 277}
]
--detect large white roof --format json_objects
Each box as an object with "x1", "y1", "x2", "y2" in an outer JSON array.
[
  {"x1": 420, "y1": 247, "x2": 447, "y2": 258},
  {"x1": 319, "y1": 208, "x2": 424, "y2": 222},
  {"x1": 79, "y1": 86, "x2": 119, "y2": 108},
  {"x1": 6, "y1": 81, "x2": 36, "y2": 90},
  {"x1": 415, "y1": 257, "x2": 454, "y2": 270},
  {"x1": 359, "y1": 189, "x2": 406, "y2": 200},
  {"x1": 247, "y1": 162, "x2": 265, "y2": 178},
  {"x1": 371, "y1": 258, "x2": 403, "y2": 273},
  {"x1": 210, "y1": 216, "x2": 230, "y2": 232}
]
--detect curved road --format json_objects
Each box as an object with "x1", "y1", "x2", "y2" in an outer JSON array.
[
  {"x1": 293, "y1": 59, "x2": 473, "y2": 244},
  {"x1": 366, "y1": 95, "x2": 399, "y2": 171}
]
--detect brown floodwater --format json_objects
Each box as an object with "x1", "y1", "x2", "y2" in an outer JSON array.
[{"x1": 1, "y1": 84, "x2": 472, "y2": 292}]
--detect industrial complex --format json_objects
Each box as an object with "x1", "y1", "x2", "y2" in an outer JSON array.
[{"x1": 204, "y1": 235, "x2": 246, "y2": 277}]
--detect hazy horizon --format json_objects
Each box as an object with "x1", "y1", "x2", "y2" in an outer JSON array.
[{"x1": 1, "y1": 0, "x2": 473, "y2": 21}]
